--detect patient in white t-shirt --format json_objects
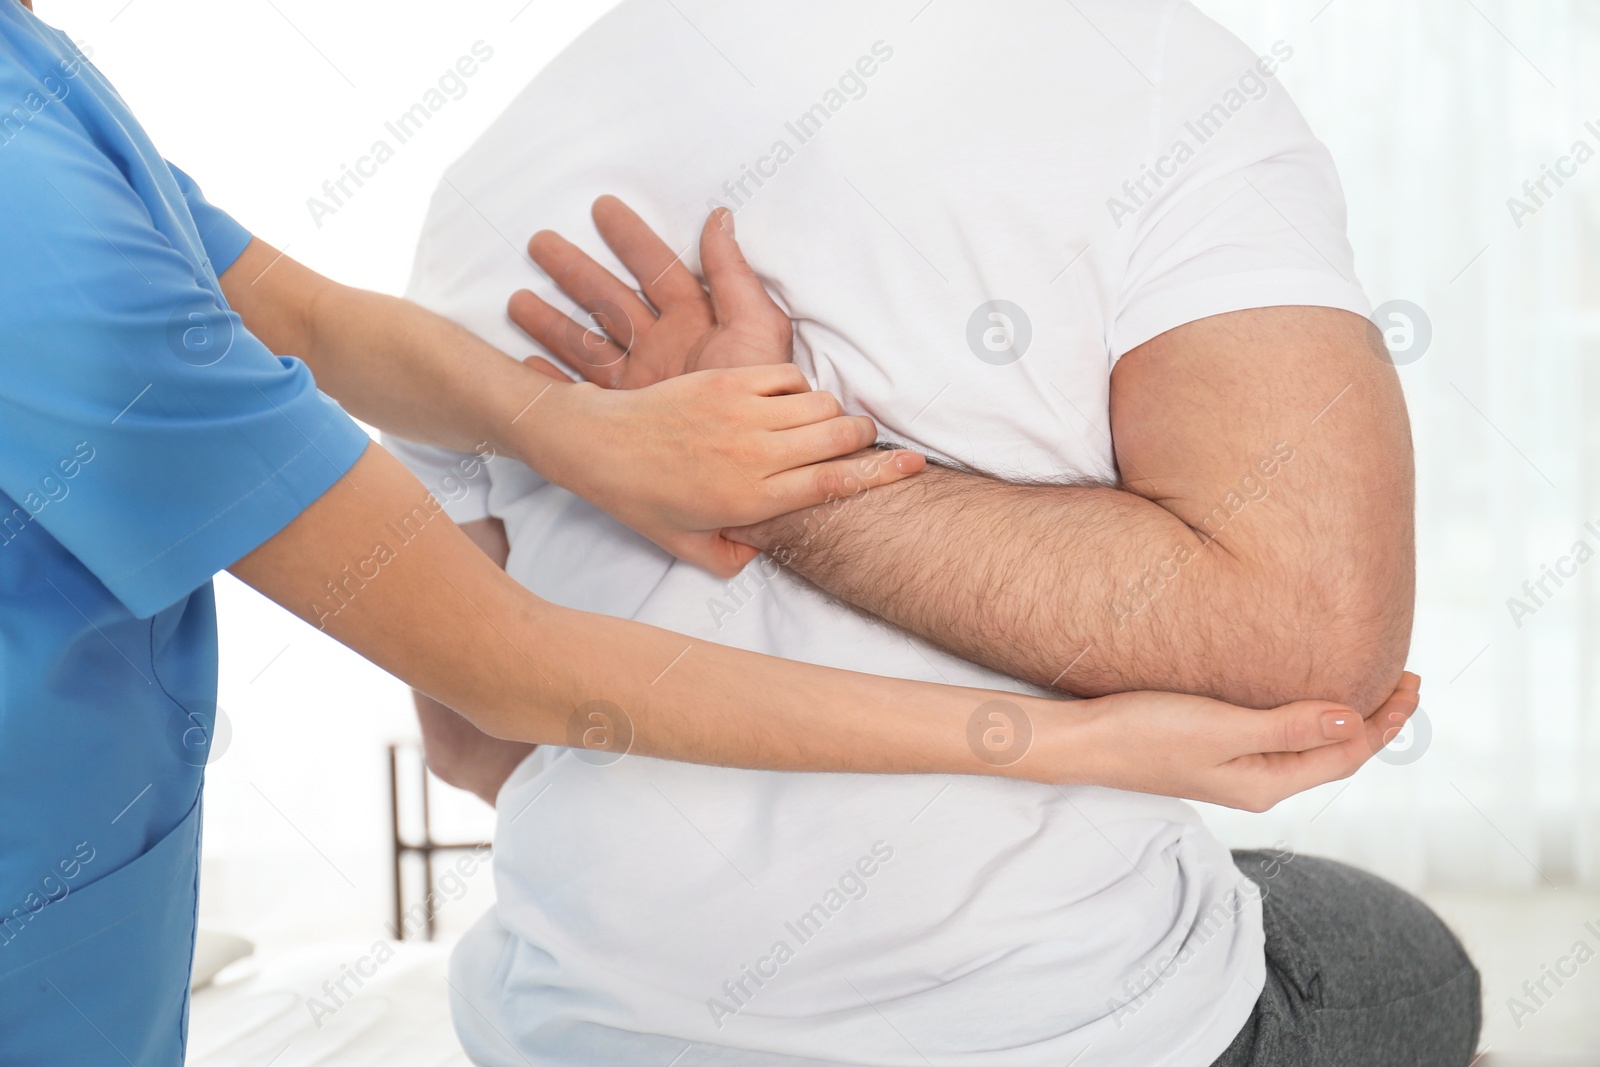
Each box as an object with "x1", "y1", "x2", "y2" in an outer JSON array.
[{"x1": 388, "y1": 2, "x2": 1479, "y2": 1065}]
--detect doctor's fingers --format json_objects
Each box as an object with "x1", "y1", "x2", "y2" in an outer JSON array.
[
  {"x1": 1361, "y1": 674, "x2": 1421, "y2": 755},
  {"x1": 1244, "y1": 716, "x2": 1412, "y2": 811},
  {"x1": 1238, "y1": 671, "x2": 1418, "y2": 758},
  {"x1": 1228, "y1": 696, "x2": 1420, "y2": 810},
  {"x1": 756, "y1": 389, "x2": 850, "y2": 429},
  {"x1": 760, "y1": 433, "x2": 925, "y2": 511}
]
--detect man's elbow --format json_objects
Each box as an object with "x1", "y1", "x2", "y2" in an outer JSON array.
[
  {"x1": 1301, "y1": 590, "x2": 1414, "y2": 717},
  {"x1": 1314, "y1": 639, "x2": 1410, "y2": 718},
  {"x1": 421, "y1": 729, "x2": 478, "y2": 795},
  {"x1": 415, "y1": 693, "x2": 502, "y2": 801}
]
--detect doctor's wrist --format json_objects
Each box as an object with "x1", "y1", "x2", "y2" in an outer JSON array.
[{"x1": 498, "y1": 366, "x2": 600, "y2": 493}]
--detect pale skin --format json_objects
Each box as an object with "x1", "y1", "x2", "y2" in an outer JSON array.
[
  {"x1": 194, "y1": 202, "x2": 1414, "y2": 814},
  {"x1": 397, "y1": 198, "x2": 1418, "y2": 807}
]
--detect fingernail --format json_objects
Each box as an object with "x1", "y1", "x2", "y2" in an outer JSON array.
[
  {"x1": 1321, "y1": 710, "x2": 1353, "y2": 739},
  {"x1": 718, "y1": 208, "x2": 734, "y2": 235}
]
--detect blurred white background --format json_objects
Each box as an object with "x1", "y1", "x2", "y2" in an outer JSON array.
[
  {"x1": 29, "y1": 2, "x2": 1600, "y2": 1052},
  {"x1": 1190, "y1": 0, "x2": 1600, "y2": 896}
]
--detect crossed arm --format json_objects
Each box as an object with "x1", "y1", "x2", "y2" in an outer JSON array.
[
  {"x1": 514, "y1": 199, "x2": 1414, "y2": 723},
  {"x1": 732, "y1": 306, "x2": 1415, "y2": 717}
]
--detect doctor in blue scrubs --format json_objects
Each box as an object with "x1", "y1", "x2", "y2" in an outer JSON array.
[
  {"x1": 0, "y1": 2, "x2": 1420, "y2": 1062},
  {"x1": 0, "y1": 2, "x2": 954, "y2": 1061}
]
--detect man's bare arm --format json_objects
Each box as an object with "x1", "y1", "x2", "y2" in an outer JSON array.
[
  {"x1": 731, "y1": 307, "x2": 1414, "y2": 715},
  {"x1": 411, "y1": 516, "x2": 535, "y2": 805},
  {"x1": 509, "y1": 202, "x2": 1415, "y2": 716}
]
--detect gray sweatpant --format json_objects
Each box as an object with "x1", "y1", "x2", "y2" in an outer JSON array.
[{"x1": 1209, "y1": 851, "x2": 1482, "y2": 1067}]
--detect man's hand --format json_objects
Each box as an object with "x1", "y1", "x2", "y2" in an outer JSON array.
[
  {"x1": 509, "y1": 196, "x2": 789, "y2": 388},
  {"x1": 498, "y1": 196, "x2": 926, "y2": 575}
]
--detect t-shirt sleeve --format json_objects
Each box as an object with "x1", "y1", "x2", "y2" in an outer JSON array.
[
  {"x1": 1109, "y1": 2, "x2": 1371, "y2": 361},
  {"x1": 166, "y1": 160, "x2": 254, "y2": 277},
  {"x1": 0, "y1": 110, "x2": 370, "y2": 618}
]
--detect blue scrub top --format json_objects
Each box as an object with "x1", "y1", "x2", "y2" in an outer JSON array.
[{"x1": 0, "y1": 5, "x2": 370, "y2": 1063}]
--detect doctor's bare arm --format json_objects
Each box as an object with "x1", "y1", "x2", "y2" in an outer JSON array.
[
  {"x1": 215, "y1": 237, "x2": 924, "y2": 577},
  {"x1": 227, "y1": 441, "x2": 1413, "y2": 814},
  {"x1": 409, "y1": 516, "x2": 535, "y2": 805}
]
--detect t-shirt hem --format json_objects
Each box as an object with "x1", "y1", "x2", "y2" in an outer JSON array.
[
  {"x1": 1111, "y1": 269, "x2": 1373, "y2": 362},
  {"x1": 1155, "y1": 962, "x2": 1265, "y2": 1067}
]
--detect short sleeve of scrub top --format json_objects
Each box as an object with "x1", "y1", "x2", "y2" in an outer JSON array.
[{"x1": 0, "y1": 6, "x2": 370, "y2": 1065}]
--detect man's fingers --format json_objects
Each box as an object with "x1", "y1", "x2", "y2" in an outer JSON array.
[
  {"x1": 591, "y1": 195, "x2": 708, "y2": 312},
  {"x1": 700, "y1": 209, "x2": 789, "y2": 333},
  {"x1": 508, "y1": 288, "x2": 629, "y2": 387},
  {"x1": 764, "y1": 447, "x2": 926, "y2": 514},
  {"x1": 526, "y1": 229, "x2": 653, "y2": 350}
]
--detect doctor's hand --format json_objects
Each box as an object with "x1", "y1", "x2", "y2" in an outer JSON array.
[
  {"x1": 527, "y1": 364, "x2": 922, "y2": 576},
  {"x1": 1057, "y1": 672, "x2": 1421, "y2": 812},
  {"x1": 508, "y1": 195, "x2": 792, "y2": 388}
]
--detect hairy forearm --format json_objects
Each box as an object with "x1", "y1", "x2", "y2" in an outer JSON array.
[
  {"x1": 736, "y1": 309, "x2": 1415, "y2": 715},
  {"x1": 742, "y1": 458, "x2": 1410, "y2": 715}
]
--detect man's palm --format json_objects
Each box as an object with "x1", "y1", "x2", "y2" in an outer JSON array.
[{"x1": 509, "y1": 196, "x2": 792, "y2": 389}]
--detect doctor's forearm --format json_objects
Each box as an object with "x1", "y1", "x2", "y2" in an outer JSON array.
[
  {"x1": 228, "y1": 442, "x2": 1065, "y2": 781},
  {"x1": 229, "y1": 444, "x2": 1409, "y2": 811},
  {"x1": 219, "y1": 238, "x2": 563, "y2": 459}
]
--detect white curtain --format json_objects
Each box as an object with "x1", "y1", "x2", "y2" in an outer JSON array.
[{"x1": 1191, "y1": 0, "x2": 1600, "y2": 890}]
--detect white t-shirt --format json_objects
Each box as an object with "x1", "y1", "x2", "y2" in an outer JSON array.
[{"x1": 389, "y1": 2, "x2": 1370, "y2": 1064}]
